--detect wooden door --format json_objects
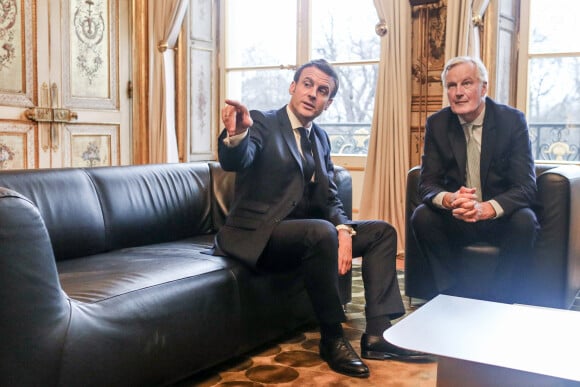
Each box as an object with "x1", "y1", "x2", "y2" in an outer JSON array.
[{"x1": 0, "y1": 0, "x2": 130, "y2": 170}]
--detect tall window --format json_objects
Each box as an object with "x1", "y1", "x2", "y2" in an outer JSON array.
[
  {"x1": 222, "y1": 0, "x2": 380, "y2": 155},
  {"x1": 518, "y1": 0, "x2": 580, "y2": 162}
]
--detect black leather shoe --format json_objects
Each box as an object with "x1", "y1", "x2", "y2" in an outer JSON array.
[
  {"x1": 319, "y1": 336, "x2": 370, "y2": 378},
  {"x1": 360, "y1": 333, "x2": 435, "y2": 362}
]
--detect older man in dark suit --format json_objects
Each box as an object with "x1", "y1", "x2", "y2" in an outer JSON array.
[
  {"x1": 411, "y1": 56, "x2": 539, "y2": 303},
  {"x1": 215, "y1": 59, "x2": 430, "y2": 378}
]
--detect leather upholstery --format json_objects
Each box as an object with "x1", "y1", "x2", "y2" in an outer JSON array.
[
  {"x1": 0, "y1": 162, "x2": 353, "y2": 386},
  {"x1": 405, "y1": 163, "x2": 580, "y2": 309}
]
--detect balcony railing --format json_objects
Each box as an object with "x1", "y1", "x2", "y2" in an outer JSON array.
[
  {"x1": 321, "y1": 123, "x2": 372, "y2": 155},
  {"x1": 529, "y1": 122, "x2": 580, "y2": 161}
]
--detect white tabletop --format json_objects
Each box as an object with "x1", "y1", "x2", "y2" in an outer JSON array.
[{"x1": 384, "y1": 295, "x2": 580, "y2": 382}]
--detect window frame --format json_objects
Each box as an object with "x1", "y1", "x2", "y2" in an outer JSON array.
[
  {"x1": 218, "y1": 0, "x2": 379, "y2": 160},
  {"x1": 516, "y1": 0, "x2": 580, "y2": 163}
]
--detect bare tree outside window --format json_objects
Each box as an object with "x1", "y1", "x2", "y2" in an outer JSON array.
[
  {"x1": 525, "y1": 0, "x2": 580, "y2": 161},
  {"x1": 224, "y1": 0, "x2": 380, "y2": 155}
]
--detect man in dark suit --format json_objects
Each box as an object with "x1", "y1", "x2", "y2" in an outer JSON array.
[
  {"x1": 411, "y1": 56, "x2": 539, "y2": 303},
  {"x1": 216, "y1": 59, "x2": 430, "y2": 378}
]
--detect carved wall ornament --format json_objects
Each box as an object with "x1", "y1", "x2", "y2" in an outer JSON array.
[
  {"x1": 0, "y1": 142, "x2": 16, "y2": 169},
  {"x1": 74, "y1": 0, "x2": 106, "y2": 84},
  {"x1": 0, "y1": 0, "x2": 17, "y2": 71},
  {"x1": 81, "y1": 141, "x2": 101, "y2": 167}
]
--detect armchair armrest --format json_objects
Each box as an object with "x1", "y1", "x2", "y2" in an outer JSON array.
[{"x1": 534, "y1": 165, "x2": 580, "y2": 308}]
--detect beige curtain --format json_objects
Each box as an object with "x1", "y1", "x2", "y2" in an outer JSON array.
[
  {"x1": 148, "y1": 0, "x2": 189, "y2": 163},
  {"x1": 359, "y1": 0, "x2": 412, "y2": 253},
  {"x1": 470, "y1": 0, "x2": 491, "y2": 58},
  {"x1": 443, "y1": 0, "x2": 490, "y2": 105}
]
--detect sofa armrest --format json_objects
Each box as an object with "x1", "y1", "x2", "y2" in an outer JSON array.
[
  {"x1": 0, "y1": 188, "x2": 70, "y2": 385},
  {"x1": 333, "y1": 165, "x2": 352, "y2": 219}
]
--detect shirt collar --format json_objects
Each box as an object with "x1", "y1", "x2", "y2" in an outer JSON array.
[
  {"x1": 286, "y1": 105, "x2": 312, "y2": 135},
  {"x1": 458, "y1": 104, "x2": 486, "y2": 127}
]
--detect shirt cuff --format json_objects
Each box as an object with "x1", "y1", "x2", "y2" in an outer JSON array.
[
  {"x1": 488, "y1": 199, "x2": 504, "y2": 218},
  {"x1": 336, "y1": 224, "x2": 357, "y2": 236},
  {"x1": 433, "y1": 191, "x2": 448, "y2": 209},
  {"x1": 222, "y1": 129, "x2": 248, "y2": 147}
]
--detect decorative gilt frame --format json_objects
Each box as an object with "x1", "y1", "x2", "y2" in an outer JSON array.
[
  {"x1": 0, "y1": 0, "x2": 35, "y2": 108},
  {"x1": 0, "y1": 121, "x2": 35, "y2": 169},
  {"x1": 62, "y1": 124, "x2": 119, "y2": 167}
]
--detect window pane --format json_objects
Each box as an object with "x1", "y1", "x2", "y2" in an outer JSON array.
[
  {"x1": 225, "y1": 0, "x2": 296, "y2": 67},
  {"x1": 527, "y1": 57, "x2": 580, "y2": 122},
  {"x1": 527, "y1": 57, "x2": 580, "y2": 161},
  {"x1": 226, "y1": 69, "x2": 294, "y2": 112},
  {"x1": 317, "y1": 64, "x2": 378, "y2": 155},
  {"x1": 529, "y1": 0, "x2": 580, "y2": 54},
  {"x1": 311, "y1": 0, "x2": 380, "y2": 61}
]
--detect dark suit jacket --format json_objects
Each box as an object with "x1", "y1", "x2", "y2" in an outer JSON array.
[
  {"x1": 216, "y1": 106, "x2": 350, "y2": 267},
  {"x1": 419, "y1": 97, "x2": 537, "y2": 216}
]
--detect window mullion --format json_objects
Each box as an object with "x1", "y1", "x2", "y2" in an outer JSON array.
[{"x1": 296, "y1": 0, "x2": 310, "y2": 65}]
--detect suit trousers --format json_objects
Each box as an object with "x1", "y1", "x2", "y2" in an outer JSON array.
[
  {"x1": 411, "y1": 204, "x2": 539, "y2": 303},
  {"x1": 258, "y1": 218, "x2": 404, "y2": 325}
]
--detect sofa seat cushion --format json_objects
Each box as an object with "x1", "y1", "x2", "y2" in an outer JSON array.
[{"x1": 57, "y1": 235, "x2": 219, "y2": 303}]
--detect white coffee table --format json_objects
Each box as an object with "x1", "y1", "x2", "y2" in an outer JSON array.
[{"x1": 384, "y1": 295, "x2": 580, "y2": 386}]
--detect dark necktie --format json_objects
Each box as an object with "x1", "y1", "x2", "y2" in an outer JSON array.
[{"x1": 298, "y1": 127, "x2": 315, "y2": 182}]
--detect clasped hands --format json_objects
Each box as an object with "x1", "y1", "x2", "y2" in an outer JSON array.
[
  {"x1": 222, "y1": 99, "x2": 253, "y2": 137},
  {"x1": 443, "y1": 186, "x2": 495, "y2": 222}
]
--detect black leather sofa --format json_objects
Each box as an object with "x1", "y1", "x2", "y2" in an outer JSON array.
[
  {"x1": 405, "y1": 163, "x2": 580, "y2": 309},
  {"x1": 0, "y1": 162, "x2": 353, "y2": 386}
]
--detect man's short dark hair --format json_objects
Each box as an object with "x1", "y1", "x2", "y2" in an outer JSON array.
[{"x1": 293, "y1": 59, "x2": 340, "y2": 98}]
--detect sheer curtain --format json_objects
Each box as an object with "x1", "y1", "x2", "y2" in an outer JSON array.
[
  {"x1": 148, "y1": 0, "x2": 189, "y2": 163},
  {"x1": 470, "y1": 0, "x2": 491, "y2": 58},
  {"x1": 359, "y1": 0, "x2": 412, "y2": 253}
]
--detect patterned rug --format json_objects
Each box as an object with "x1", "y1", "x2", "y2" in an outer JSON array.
[{"x1": 175, "y1": 260, "x2": 437, "y2": 386}]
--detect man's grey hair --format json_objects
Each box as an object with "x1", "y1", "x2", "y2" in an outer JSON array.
[{"x1": 441, "y1": 56, "x2": 489, "y2": 87}]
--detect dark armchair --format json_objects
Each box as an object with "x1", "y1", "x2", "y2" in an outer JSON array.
[{"x1": 404, "y1": 163, "x2": 580, "y2": 309}]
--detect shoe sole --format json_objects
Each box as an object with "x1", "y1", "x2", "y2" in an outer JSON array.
[{"x1": 361, "y1": 350, "x2": 435, "y2": 363}]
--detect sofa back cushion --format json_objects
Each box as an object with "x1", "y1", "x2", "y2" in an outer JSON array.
[
  {"x1": 0, "y1": 168, "x2": 107, "y2": 260},
  {"x1": 86, "y1": 163, "x2": 214, "y2": 251},
  {"x1": 0, "y1": 163, "x2": 214, "y2": 260}
]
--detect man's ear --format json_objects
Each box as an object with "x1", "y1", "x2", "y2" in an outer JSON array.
[{"x1": 289, "y1": 81, "x2": 296, "y2": 95}]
